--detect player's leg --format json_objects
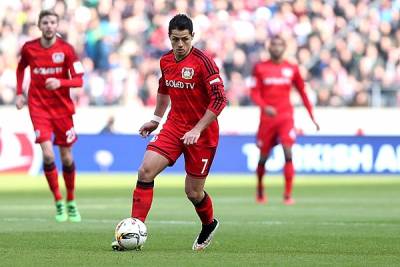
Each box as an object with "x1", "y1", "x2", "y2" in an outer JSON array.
[
  {"x1": 54, "y1": 117, "x2": 81, "y2": 221},
  {"x1": 282, "y1": 145, "x2": 295, "y2": 205},
  {"x1": 40, "y1": 141, "x2": 62, "y2": 202},
  {"x1": 279, "y1": 117, "x2": 296, "y2": 205},
  {"x1": 184, "y1": 145, "x2": 219, "y2": 251},
  {"x1": 31, "y1": 115, "x2": 67, "y2": 222},
  {"x1": 113, "y1": 127, "x2": 181, "y2": 251},
  {"x1": 186, "y1": 176, "x2": 219, "y2": 251},
  {"x1": 40, "y1": 141, "x2": 67, "y2": 222},
  {"x1": 59, "y1": 146, "x2": 75, "y2": 201},
  {"x1": 131, "y1": 150, "x2": 169, "y2": 222},
  {"x1": 132, "y1": 127, "x2": 181, "y2": 222},
  {"x1": 256, "y1": 152, "x2": 269, "y2": 204},
  {"x1": 255, "y1": 121, "x2": 277, "y2": 204},
  {"x1": 112, "y1": 150, "x2": 167, "y2": 251},
  {"x1": 58, "y1": 146, "x2": 81, "y2": 222}
]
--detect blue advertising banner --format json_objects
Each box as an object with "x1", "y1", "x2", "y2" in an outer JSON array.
[{"x1": 53, "y1": 134, "x2": 400, "y2": 174}]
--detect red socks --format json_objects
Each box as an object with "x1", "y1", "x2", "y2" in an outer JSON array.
[
  {"x1": 194, "y1": 192, "x2": 214, "y2": 225},
  {"x1": 43, "y1": 162, "x2": 62, "y2": 201},
  {"x1": 62, "y1": 162, "x2": 76, "y2": 201},
  {"x1": 131, "y1": 181, "x2": 154, "y2": 222},
  {"x1": 284, "y1": 161, "x2": 294, "y2": 197},
  {"x1": 131, "y1": 181, "x2": 214, "y2": 225},
  {"x1": 256, "y1": 163, "x2": 265, "y2": 197}
]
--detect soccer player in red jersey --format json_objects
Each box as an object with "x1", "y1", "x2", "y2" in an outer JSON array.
[
  {"x1": 16, "y1": 10, "x2": 84, "y2": 222},
  {"x1": 250, "y1": 36, "x2": 319, "y2": 205},
  {"x1": 112, "y1": 14, "x2": 226, "y2": 251}
]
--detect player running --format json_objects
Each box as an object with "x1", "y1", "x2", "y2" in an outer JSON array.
[{"x1": 16, "y1": 10, "x2": 84, "y2": 222}]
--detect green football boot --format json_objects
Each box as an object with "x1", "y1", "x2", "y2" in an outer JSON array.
[
  {"x1": 55, "y1": 200, "x2": 68, "y2": 222},
  {"x1": 66, "y1": 201, "x2": 82, "y2": 222}
]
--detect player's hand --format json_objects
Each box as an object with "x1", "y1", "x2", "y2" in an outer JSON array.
[
  {"x1": 45, "y1": 78, "x2": 61, "y2": 90},
  {"x1": 139, "y1": 121, "x2": 159, "y2": 138},
  {"x1": 263, "y1": 106, "x2": 277, "y2": 117},
  {"x1": 181, "y1": 128, "x2": 201, "y2": 145},
  {"x1": 15, "y1": 95, "x2": 25, "y2": 110}
]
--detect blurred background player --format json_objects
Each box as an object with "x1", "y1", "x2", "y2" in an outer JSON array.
[
  {"x1": 250, "y1": 36, "x2": 319, "y2": 205},
  {"x1": 16, "y1": 10, "x2": 84, "y2": 222},
  {"x1": 112, "y1": 14, "x2": 227, "y2": 251}
]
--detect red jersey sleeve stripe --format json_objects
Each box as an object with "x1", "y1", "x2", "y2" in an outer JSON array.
[{"x1": 192, "y1": 49, "x2": 217, "y2": 77}]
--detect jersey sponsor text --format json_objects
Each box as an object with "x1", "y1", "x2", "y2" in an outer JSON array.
[{"x1": 165, "y1": 79, "x2": 195, "y2": 89}]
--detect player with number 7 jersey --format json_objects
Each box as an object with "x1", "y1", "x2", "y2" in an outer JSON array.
[{"x1": 116, "y1": 14, "x2": 227, "y2": 252}]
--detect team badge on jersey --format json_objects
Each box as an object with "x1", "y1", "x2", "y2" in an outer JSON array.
[
  {"x1": 282, "y1": 68, "x2": 293, "y2": 78},
  {"x1": 52, "y1": 52, "x2": 65, "y2": 63},
  {"x1": 182, "y1": 67, "x2": 194, "y2": 79}
]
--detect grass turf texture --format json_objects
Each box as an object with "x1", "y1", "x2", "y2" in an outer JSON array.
[{"x1": 0, "y1": 174, "x2": 399, "y2": 267}]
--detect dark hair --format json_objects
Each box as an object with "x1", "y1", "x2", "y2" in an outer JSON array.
[
  {"x1": 38, "y1": 10, "x2": 59, "y2": 25},
  {"x1": 168, "y1": 14, "x2": 193, "y2": 35},
  {"x1": 270, "y1": 35, "x2": 286, "y2": 44}
]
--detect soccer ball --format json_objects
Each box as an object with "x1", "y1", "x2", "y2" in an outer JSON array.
[{"x1": 115, "y1": 218, "x2": 147, "y2": 250}]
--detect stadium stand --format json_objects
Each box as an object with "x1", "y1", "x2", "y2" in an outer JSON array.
[{"x1": 1, "y1": 0, "x2": 399, "y2": 107}]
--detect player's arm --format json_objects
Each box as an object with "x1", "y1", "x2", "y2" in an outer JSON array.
[
  {"x1": 181, "y1": 72, "x2": 227, "y2": 145},
  {"x1": 16, "y1": 45, "x2": 28, "y2": 109},
  {"x1": 181, "y1": 110, "x2": 218, "y2": 145},
  {"x1": 293, "y1": 66, "x2": 319, "y2": 131},
  {"x1": 45, "y1": 45, "x2": 84, "y2": 90},
  {"x1": 250, "y1": 65, "x2": 276, "y2": 117},
  {"x1": 139, "y1": 76, "x2": 170, "y2": 138}
]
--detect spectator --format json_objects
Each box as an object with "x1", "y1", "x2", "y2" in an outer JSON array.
[{"x1": 2, "y1": 0, "x2": 400, "y2": 107}]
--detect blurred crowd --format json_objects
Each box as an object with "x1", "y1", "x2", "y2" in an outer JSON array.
[{"x1": 0, "y1": 0, "x2": 399, "y2": 107}]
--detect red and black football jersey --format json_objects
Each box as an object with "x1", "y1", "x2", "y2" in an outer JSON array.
[
  {"x1": 17, "y1": 37, "x2": 84, "y2": 118},
  {"x1": 158, "y1": 47, "x2": 227, "y2": 146},
  {"x1": 251, "y1": 60, "x2": 314, "y2": 119}
]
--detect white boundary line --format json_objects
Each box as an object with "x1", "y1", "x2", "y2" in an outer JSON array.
[{"x1": 1, "y1": 217, "x2": 397, "y2": 227}]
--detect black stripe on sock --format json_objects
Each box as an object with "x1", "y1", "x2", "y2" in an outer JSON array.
[
  {"x1": 62, "y1": 162, "x2": 75, "y2": 173},
  {"x1": 136, "y1": 180, "x2": 154, "y2": 189},
  {"x1": 43, "y1": 162, "x2": 56, "y2": 172},
  {"x1": 194, "y1": 191, "x2": 209, "y2": 207}
]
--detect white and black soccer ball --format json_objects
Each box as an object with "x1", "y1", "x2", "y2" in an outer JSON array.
[{"x1": 115, "y1": 218, "x2": 147, "y2": 250}]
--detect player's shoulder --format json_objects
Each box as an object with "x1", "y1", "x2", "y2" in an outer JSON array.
[
  {"x1": 56, "y1": 37, "x2": 75, "y2": 51},
  {"x1": 22, "y1": 38, "x2": 40, "y2": 49},
  {"x1": 160, "y1": 50, "x2": 174, "y2": 62},
  {"x1": 254, "y1": 60, "x2": 267, "y2": 67},
  {"x1": 282, "y1": 59, "x2": 299, "y2": 69},
  {"x1": 253, "y1": 60, "x2": 270, "y2": 71},
  {"x1": 159, "y1": 50, "x2": 175, "y2": 68},
  {"x1": 191, "y1": 47, "x2": 215, "y2": 63}
]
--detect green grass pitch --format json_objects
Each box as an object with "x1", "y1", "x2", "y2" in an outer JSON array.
[{"x1": 0, "y1": 174, "x2": 399, "y2": 267}]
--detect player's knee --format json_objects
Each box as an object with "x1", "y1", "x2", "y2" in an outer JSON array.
[
  {"x1": 61, "y1": 157, "x2": 73, "y2": 166},
  {"x1": 138, "y1": 164, "x2": 155, "y2": 182},
  {"x1": 185, "y1": 190, "x2": 203, "y2": 204},
  {"x1": 42, "y1": 153, "x2": 55, "y2": 164}
]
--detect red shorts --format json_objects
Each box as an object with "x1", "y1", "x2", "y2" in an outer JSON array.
[
  {"x1": 30, "y1": 116, "x2": 77, "y2": 147},
  {"x1": 147, "y1": 126, "x2": 217, "y2": 178},
  {"x1": 256, "y1": 115, "x2": 295, "y2": 155}
]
